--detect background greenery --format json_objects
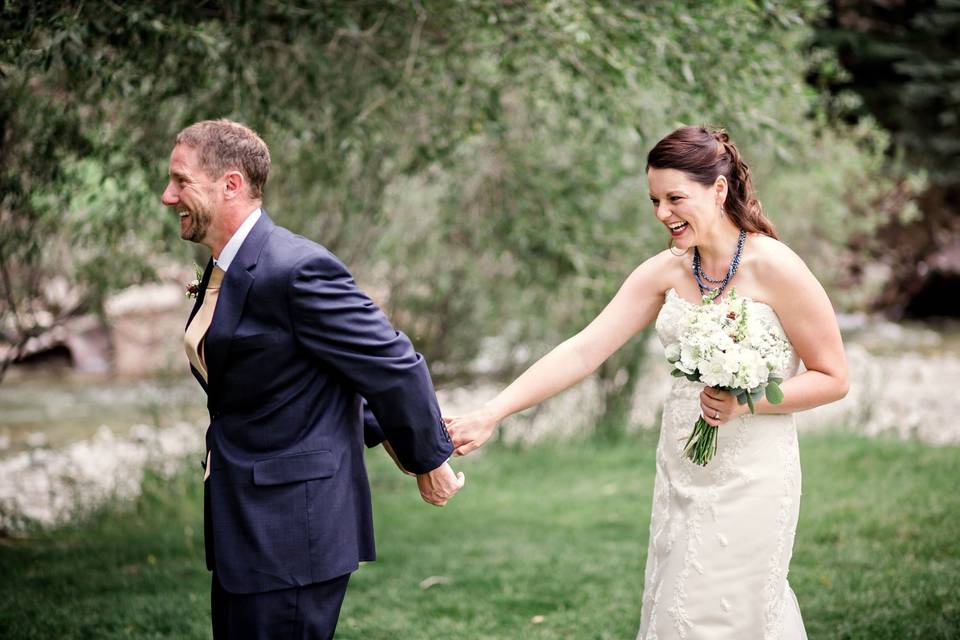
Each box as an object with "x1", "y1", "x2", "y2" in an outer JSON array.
[
  {"x1": 1, "y1": 431, "x2": 957, "y2": 639},
  {"x1": 3, "y1": 0, "x2": 937, "y2": 417},
  {"x1": 815, "y1": 0, "x2": 960, "y2": 317}
]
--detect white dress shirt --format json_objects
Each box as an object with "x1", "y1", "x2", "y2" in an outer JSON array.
[{"x1": 214, "y1": 207, "x2": 262, "y2": 273}]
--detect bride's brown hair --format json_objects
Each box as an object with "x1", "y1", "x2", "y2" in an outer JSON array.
[{"x1": 646, "y1": 125, "x2": 778, "y2": 240}]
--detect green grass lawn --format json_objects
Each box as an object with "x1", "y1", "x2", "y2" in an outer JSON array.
[{"x1": 2, "y1": 430, "x2": 958, "y2": 639}]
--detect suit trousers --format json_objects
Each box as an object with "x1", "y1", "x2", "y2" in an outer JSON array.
[{"x1": 211, "y1": 571, "x2": 351, "y2": 640}]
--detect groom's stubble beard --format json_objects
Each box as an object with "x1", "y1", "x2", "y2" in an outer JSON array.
[{"x1": 179, "y1": 204, "x2": 213, "y2": 244}]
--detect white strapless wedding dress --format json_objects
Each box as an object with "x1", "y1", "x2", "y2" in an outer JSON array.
[{"x1": 637, "y1": 288, "x2": 807, "y2": 640}]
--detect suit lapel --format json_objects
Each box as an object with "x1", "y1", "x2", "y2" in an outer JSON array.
[
  {"x1": 186, "y1": 259, "x2": 214, "y2": 393},
  {"x1": 187, "y1": 259, "x2": 214, "y2": 329},
  {"x1": 204, "y1": 212, "x2": 275, "y2": 402}
]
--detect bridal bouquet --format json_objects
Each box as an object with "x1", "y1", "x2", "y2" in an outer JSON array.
[{"x1": 664, "y1": 288, "x2": 791, "y2": 466}]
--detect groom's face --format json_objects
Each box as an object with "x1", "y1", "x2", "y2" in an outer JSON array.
[{"x1": 161, "y1": 144, "x2": 219, "y2": 244}]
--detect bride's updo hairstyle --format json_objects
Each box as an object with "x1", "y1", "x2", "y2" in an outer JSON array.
[{"x1": 646, "y1": 125, "x2": 778, "y2": 240}]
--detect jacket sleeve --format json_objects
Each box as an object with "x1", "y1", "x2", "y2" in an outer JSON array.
[
  {"x1": 362, "y1": 398, "x2": 386, "y2": 448},
  {"x1": 287, "y1": 249, "x2": 452, "y2": 473}
]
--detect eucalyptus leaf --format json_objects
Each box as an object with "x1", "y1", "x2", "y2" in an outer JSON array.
[{"x1": 765, "y1": 381, "x2": 785, "y2": 404}]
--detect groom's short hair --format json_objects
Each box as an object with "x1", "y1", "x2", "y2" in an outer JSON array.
[{"x1": 175, "y1": 119, "x2": 271, "y2": 199}]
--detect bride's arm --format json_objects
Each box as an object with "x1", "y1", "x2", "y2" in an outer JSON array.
[{"x1": 446, "y1": 253, "x2": 670, "y2": 456}]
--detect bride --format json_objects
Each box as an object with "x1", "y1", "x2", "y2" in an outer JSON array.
[{"x1": 445, "y1": 125, "x2": 848, "y2": 639}]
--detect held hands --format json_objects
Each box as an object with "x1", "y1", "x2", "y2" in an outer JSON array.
[
  {"x1": 413, "y1": 404, "x2": 499, "y2": 507},
  {"x1": 416, "y1": 461, "x2": 465, "y2": 507},
  {"x1": 444, "y1": 406, "x2": 499, "y2": 456},
  {"x1": 699, "y1": 387, "x2": 749, "y2": 427},
  {"x1": 383, "y1": 440, "x2": 464, "y2": 506}
]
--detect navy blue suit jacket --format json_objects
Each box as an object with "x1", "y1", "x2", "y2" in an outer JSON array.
[{"x1": 187, "y1": 212, "x2": 452, "y2": 594}]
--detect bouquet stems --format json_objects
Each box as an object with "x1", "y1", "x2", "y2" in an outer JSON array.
[{"x1": 682, "y1": 416, "x2": 717, "y2": 466}]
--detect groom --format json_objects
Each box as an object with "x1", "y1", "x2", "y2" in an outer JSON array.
[{"x1": 161, "y1": 119, "x2": 464, "y2": 639}]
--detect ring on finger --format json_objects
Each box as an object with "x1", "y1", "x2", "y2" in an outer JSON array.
[{"x1": 713, "y1": 410, "x2": 720, "y2": 420}]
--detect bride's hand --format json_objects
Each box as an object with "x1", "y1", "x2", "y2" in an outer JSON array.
[
  {"x1": 700, "y1": 387, "x2": 747, "y2": 426},
  {"x1": 445, "y1": 407, "x2": 499, "y2": 456}
]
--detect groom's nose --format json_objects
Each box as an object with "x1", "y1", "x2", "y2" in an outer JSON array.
[{"x1": 161, "y1": 182, "x2": 179, "y2": 206}]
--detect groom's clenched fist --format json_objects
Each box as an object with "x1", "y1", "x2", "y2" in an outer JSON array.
[{"x1": 416, "y1": 461, "x2": 465, "y2": 506}]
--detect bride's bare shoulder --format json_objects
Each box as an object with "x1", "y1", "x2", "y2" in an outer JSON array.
[
  {"x1": 635, "y1": 248, "x2": 687, "y2": 281},
  {"x1": 621, "y1": 248, "x2": 688, "y2": 297},
  {"x1": 748, "y1": 234, "x2": 808, "y2": 272},
  {"x1": 748, "y1": 234, "x2": 821, "y2": 298}
]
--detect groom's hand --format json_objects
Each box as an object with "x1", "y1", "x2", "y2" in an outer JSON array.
[{"x1": 416, "y1": 461, "x2": 465, "y2": 507}]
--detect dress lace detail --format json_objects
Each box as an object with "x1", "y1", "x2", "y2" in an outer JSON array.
[{"x1": 637, "y1": 289, "x2": 807, "y2": 640}]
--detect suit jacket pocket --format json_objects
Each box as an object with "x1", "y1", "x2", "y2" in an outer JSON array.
[
  {"x1": 230, "y1": 332, "x2": 282, "y2": 352},
  {"x1": 252, "y1": 450, "x2": 338, "y2": 486}
]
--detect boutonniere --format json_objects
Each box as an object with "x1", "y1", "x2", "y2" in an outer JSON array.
[{"x1": 185, "y1": 263, "x2": 204, "y2": 299}]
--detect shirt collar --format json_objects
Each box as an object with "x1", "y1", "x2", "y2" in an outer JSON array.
[{"x1": 214, "y1": 207, "x2": 262, "y2": 273}]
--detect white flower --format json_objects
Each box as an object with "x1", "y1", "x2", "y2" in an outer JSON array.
[
  {"x1": 700, "y1": 350, "x2": 729, "y2": 387},
  {"x1": 734, "y1": 349, "x2": 765, "y2": 390},
  {"x1": 679, "y1": 343, "x2": 699, "y2": 374},
  {"x1": 721, "y1": 345, "x2": 743, "y2": 376},
  {"x1": 665, "y1": 343, "x2": 681, "y2": 363}
]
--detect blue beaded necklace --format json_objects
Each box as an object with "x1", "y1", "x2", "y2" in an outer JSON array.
[{"x1": 692, "y1": 229, "x2": 746, "y2": 298}]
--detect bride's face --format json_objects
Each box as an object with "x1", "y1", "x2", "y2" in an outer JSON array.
[{"x1": 647, "y1": 167, "x2": 725, "y2": 252}]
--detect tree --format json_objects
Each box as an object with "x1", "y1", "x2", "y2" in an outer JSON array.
[
  {"x1": 817, "y1": 0, "x2": 960, "y2": 318},
  {"x1": 1, "y1": 2, "x2": 894, "y2": 436}
]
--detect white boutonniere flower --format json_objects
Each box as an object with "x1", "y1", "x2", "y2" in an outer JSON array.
[{"x1": 185, "y1": 263, "x2": 204, "y2": 299}]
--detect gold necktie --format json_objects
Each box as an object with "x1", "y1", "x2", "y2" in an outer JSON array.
[{"x1": 184, "y1": 266, "x2": 225, "y2": 384}]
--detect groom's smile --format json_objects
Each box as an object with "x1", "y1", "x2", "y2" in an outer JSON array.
[
  {"x1": 177, "y1": 204, "x2": 213, "y2": 243},
  {"x1": 177, "y1": 207, "x2": 193, "y2": 236}
]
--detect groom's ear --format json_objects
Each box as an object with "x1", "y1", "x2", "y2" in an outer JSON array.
[{"x1": 223, "y1": 170, "x2": 245, "y2": 200}]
